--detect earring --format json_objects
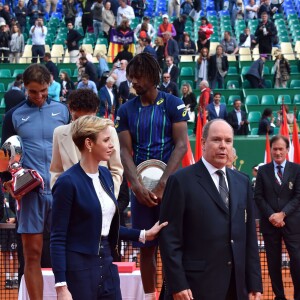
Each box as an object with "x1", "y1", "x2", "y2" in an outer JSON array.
[{"x1": 89, "y1": 148, "x2": 92, "y2": 153}]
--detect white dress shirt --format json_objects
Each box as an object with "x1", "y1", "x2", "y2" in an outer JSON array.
[{"x1": 30, "y1": 25, "x2": 47, "y2": 45}]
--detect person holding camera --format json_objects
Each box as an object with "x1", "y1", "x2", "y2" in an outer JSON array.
[{"x1": 30, "y1": 17, "x2": 47, "y2": 63}]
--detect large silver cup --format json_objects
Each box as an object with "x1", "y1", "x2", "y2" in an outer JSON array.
[{"x1": 0, "y1": 135, "x2": 43, "y2": 197}]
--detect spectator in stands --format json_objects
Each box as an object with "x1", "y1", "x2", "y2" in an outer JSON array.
[
  {"x1": 168, "y1": 0, "x2": 180, "y2": 18},
  {"x1": 30, "y1": 17, "x2": 47, "y2": 63},
  {"x1": 135, "y1": 38, "x2": 144, "y2": 54},
  {"x1": 178, "y1": 33, "x2": 196, "y2": 55},
  {"x1": 157, "y1": 14, "x2": 176, "y2": 43},
  {"x1": 197, "y1": 17, "x2": 213, "y2": 52},
  {"x1": 270, "y1": 0, "x2": 283, "y2": 14},
  {"x1": 245, "y1": 0, "x2": 258, "y2": 21},
  {"x1": 44, "y1": 53, "x2": 59, "y2": 81},
  {"x1": 99, "y1": 76, "x2": 118, "y2": 118},
  {"x1": 142, "y1": 37, "x2": 157, "y2": 59},
  {"x1": 131, "y1": 0, "x2": 146, "y2": 19},
  {"x1": 207, "y1": 92, "x2": 228, "y2": 120},
  {"x1": 59, "y1": 71, "x2": 75, "y2": 102},
  {"x1": 159, "y1": 72, "x2": 179, "y2": 97},
  {"x1": 7, "y1": 73, "x2": 25, "y2": 92},
  {"x1": 255, "y1": 11, "x2": 277, "y2": 58},
  {"x1": 77, "y1": 73, "x2": 98, "y2": 94},
  {"x1": 214, "y1": 0, "x2": 224, "y2": 12},
  {"x1": 79, "y1": 55, "x2": 98, "y2": 85},
  {"x1": 112, "y1": 44, "x2": 133, "y2": 63},
  {"x1": 65, "y1": 22, "x2": 83, "y2": 63},
  {"x1": 275, "y1": 104, "x2": 294, "y2": 130},
  {"x1": 14, "y1": 0, "x2": 27, "y2": 33},
  {"x1": 63, "y1": 0, "x2": 77, "y2": 26},
  {"x1": 195, "y1": 47, "x2": 209, "y2": 86},
  {"x1": 163, "y1": 55, "x2": 179, "y2": 83},
  {"x1": 102, "y1": 1, "x2": 115, "y2": 46},
  {"x1": 27, "y1": 0, "x2": 46, "y2": 26},
  {"x1": 208, "y1": 45, "x2": 228, "y2": 89},
  {"x1": 96, "y1": 51, "x2": 110, "y2": 88},
  {"x1": 112, "y1": 59, "x2": 128, "y2": 87},
  {"x1": 257, "y1": 108, "x2": 275, "y2": 135},
  {"x1": 117, "y1": 0, "x2": 135, "y2": 26},
  {"x1": 231, "y1": 0, "x2": 245, "y2": 28},
  {"x1": 239, "y1": 27, "x2": 257, "y2": 50},
  {"x1": 91, "y1": 0, "x2": 103, "y2": 40},
  {"x1": 118, "y1": 79, "x2": 136, "y2": 104},
  {"x1": 78, "y1": 0, "x2": 93, "y2": 33},
  {"x1": 227, "y1": 99, "x2": 250, "y2": 135},
  {"x1": 0, "y1": 21, "x2": 10, "y2": 63},
  {"x1": 9, "y1": 24, "x2": 24, "y2": 63},
  {"x1": 221, "y1": 31, "x2": 239, "y2": 56},
  {"x1": 245, "y1": 54, "x2": 267, "y2": 88},
  {"x1": 0, "y1": 4, "x2": 12, "y2": 27},
  {"x1": 181, "y1": 82, "x2": 197, "y2": 123},
  {"x1": 134, "y1": 16, "x2": 156, "y2": 41},
  {"x1": 45, "y1": 0, "x2": 57, "y2": 15},
  {"x1": 162, "y1": 32, "x2": 179, "y2": 65},
  {"x1": 273, "y1": 49, "x2": 290, "y2": 88},
  {"x1": 173, "y1": 14, "x2": 188, "y2": 43},
  {"x1": 4, "y1": 80, "x2": 25, "y2": 113},
  {"x1": 257, "y1": 0, "x2": 276, "y2": 19},
  {"x1": 48, "y1": 73, "x2": 61, "y2": 102},
  {"x1": 153, "y1": 37, "x2": 164, "y2": 69},
  {"x1": 181, "y1": 0, "x2": 193, "y2": 16},
  {"x1": 199, "y1": 80, "x2": 212, "y2": 111}
]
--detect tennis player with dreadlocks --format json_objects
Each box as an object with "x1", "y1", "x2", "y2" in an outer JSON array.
[{"x1": 115, "y1": 53, "x2": 189, "y2": 300}]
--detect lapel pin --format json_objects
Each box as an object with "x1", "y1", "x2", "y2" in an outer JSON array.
[{"x1": 245, "y1": 209, "x2": 247, "y2": 223}]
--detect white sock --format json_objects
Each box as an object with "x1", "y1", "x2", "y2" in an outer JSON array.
[
  {"x1": 145, "y1": 292, "x2": 156, "y2": 300},
  {"x1": 5, "y1": 273, "x2": 10, "y2": 280}
]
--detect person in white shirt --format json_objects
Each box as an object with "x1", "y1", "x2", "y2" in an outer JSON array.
[
  {"x1": 245, "y1": 0, "x2": 259, "y2": 21},
  {"x1": 30, "y1": 17, "x2": 47, "y2": 63},
  {"x1": 117, "y1": 0, "x2": 135, "y2": 26},
  {"x1": 134, "y1": 16, "x2": 156, "y2": 41},
  {"x1": 112, "y1": 59, "x2": 128, "y2": 87}
]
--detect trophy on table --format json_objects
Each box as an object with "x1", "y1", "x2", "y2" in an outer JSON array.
[{"x1": 0, "y1": 135, "x2": 44, "y2": 198}]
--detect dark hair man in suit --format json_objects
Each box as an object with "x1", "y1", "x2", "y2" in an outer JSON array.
[
  {"x1": 227, "y1": 99, "x2": 249, "y2": 135},
  {"x1": 159, "y1": 119, "x2": 263, "y2": 300},
  {"x1": 255, "y1": 134, "x2": 300, "y2": 300}
]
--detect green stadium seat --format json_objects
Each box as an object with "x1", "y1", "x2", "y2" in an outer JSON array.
[
  {"x1": 264, "y1": 80, "x2": 272, "y2": 88},
  {"x1": 228, "y1": 95, "x2": 241, "y2": 105},
  {"x1": 248, "y1": 111, "x2": 261, "y2": 123},
  {"x1": 274, "y1": 127, "x2": 280, "y2": 134},
  {"x1": 0, "y1": 83, "x2": 5, "y2": 92},
  {"x1": 290, "y1": 80, "x2": 300, "y2": 89},
  {"x1": 263, "y1": 66, "x2": 270, "y2": 75},
  {"x1": 251, "y1": 128, "x2": 258, "y2": 135},
  {"x1": 245, "y1": 95, "x2": 259, "y2": 105},
  {"x1": 82, "y1": 37, "x2": 95, "y2": 45},
  {"x1": 294, "y1": 94, "x2": 300, "y2": 104},
  {"x1": 226, "y1": 80, "x2": 240, "y2": 89},
  {"x1": 241, "y1": 66, "x2": 250, "y2": 75},
  {"x1": 59, "y1": 68, "x2": 72, "y2": 77},
  {"x1": 277, "y1": 95, "x2": 291, "y2": 104},
  {"x1": 228, "y1": 66, "x2": 238, "y2": 75},
  {"x1": 96, "y1": 38, "x2": 108, "y2": 48},
  {"x1": 12, "y1": 69, "x2": 25, "y2": 78},
  {"x1": 0, "y1": 69, "x2": 11, "y2": 78},
  {"x1": 73, "y1": 69, "x2": 78, "y2": 77},
  {"x1": 180, "y1": 67, "x2": 194, "y2": 77},
  {"x1": 242, "y1": 80, "x2": 251, "y2": 88},
  {"x1": 261, "y1": 95, "x2": 275, "y2": 105}
]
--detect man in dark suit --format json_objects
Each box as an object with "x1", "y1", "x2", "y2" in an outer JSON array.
[
  {"x1": 79, "y1": 56, "x2": 98, "y2": 85},
  {"x1": 159, "y1": 73, "x2": 179, "y2": 97},
  {"x1": 227, "y1": 99, "x2": 249, "y2": 135},
  {"x1": 4, "y1": 80, "x2": 25, "y2": 113},
  {"x1": 159, "y1": 119, "x2": 262, "y2": 300},
  {"x1": 207, "y1": 92, "x2": 228, "y2": 121},
  {"x1": 162, "y1": 32, "x2": 179, "y2": 65},
  {"x1": 99, "y1": 76, "x2": 118, "y2": 117},
  {"x1": 255, "y1": 135, "x2": 300, "y2": 300},
  {"x1": 44, "y1": 53, "x2": 59, "y2": 81},
  {"x1": 163, "y1": 56, "x2": 179, "y2": 83},
  {"x1": 118, "y1": 79, "x2": 136, "y2": 104}
]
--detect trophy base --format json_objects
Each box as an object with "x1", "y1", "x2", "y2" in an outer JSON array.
[{"x1": 13, "y1": 170, "x2": 43, "y2": 197}]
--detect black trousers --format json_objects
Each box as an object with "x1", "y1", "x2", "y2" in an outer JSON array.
[
  {"x1": 31, "y1": 45, "x2": 45, "y2": 63},
  {"x1": 0, "y1": 49, "x2": 9, "y2": 63}
]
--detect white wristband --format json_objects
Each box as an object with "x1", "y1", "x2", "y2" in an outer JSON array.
[
  {"x1": 139, "y1": 229, "x2": 146, "y2": 244},
  {"x1": 55, "y1": 282, "x2": 67, "y2": 288}
]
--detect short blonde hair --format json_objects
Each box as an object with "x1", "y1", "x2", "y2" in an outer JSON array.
[{"x1": 71, "y1": 116, "x2": 114, "y2": 151}]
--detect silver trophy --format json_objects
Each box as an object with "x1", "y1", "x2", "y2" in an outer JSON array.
[
  {"x1": 0, "y1": 135, "x2": 44, "y2": 197},
  {"x1": 136, "y1": 159, "x2": 166, "y2": 191}
]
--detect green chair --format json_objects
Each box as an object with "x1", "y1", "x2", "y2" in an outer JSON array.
[
  {"x1": 73, "y1": 69, "x2": 78, "y2": 77},
  {"x1": 96, "y1": 38, "x2": 108, "y2": 48},
  {"x1": 264, "y1": 80, "x2": 272, "y2": 88},
  {"x1": 248, "y1": 111, "x2": 262, "y2": 123},
  {"x1": 0, "y1": 69, "x2": 11, "y2": 78},
  {"x1": 290, "y1": 80, "x2": 300, "y2": 89},
  {"x1": 180, "y1": 80, "x2": 194, "y2": 89},
  {"x1": 242, "y1": 80, "x2": 251, "y2": 88},
  {"x1": 59, "y1": 68, "x2": 72, "y2": 77},
  {"x1": 228, "y1": 95, "x2": 241, "y2": 105},
  {"x1": 245, "y1": 95, "x2": 259, "y2": 105},
  {"x1": 294, "y1": 94, "x2": 300, "y2": 104},
  {"x1": 54, "y1": 37, "x2": 66, "y2": 45},
  {"x1": 251, "y1": 128, "x2": 258, "y2": 135},
  {"x1": 290, "y1": 65, "x2": 299, "y2": 74},
  {"x1": 241, "y1": 66, "x2": 250, "y2": 75},
  {"x1": 263, "y1": 66, "x2": 270, "y2": 75},
  {"x1": 226, "y1": 80, "x2": 240, "y2": 89},
  {"x1": 0, "y1": 83, "x2": 5, "y2": 92},
  {"x1": 82, "y1": 37, "x2": 95, "y2": 45},
  {"x1": 12, "y1": 69, "x2": 25, "y2": 78},
  {"x1": 180, "y1": 67, "x2": 194, "y2": 77},
  {"x1": 261, "y1": 95, "x2": 275, "y2": 105},
  {"x1": 228, "y1": 66, "x2": 238, "y2": 75},
  {"x1": 277, "y1": 95, "x2": 291, "y2": 104}
]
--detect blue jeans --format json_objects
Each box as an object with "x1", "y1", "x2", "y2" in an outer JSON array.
[
  {"x1": 210, "y1": 72, "x2": 225, "y2": 89},
  {"x1": 93, "y1": 20, "x2": 102, "y2": 39}
]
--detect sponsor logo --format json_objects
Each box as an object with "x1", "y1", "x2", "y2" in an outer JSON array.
[
  {"x1": 177, "y1": 104, "x2": 185, "y2": 110},
  {"x1": 52, "y1": 112, "x2": 61, "y2": 116},
  {"x1": 157, "y1": 99, "x2": 164, "y2": 105},
  {"x1": 21, "y1": 116, "x2": 30, "y2": 121}
]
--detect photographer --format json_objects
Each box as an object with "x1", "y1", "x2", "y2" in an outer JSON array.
[
  {"x1": 27, "y1": 0, "x2": 46, "y2": 26},
  {"x1": 0, "y1": 21, "x2": 11, "y2": 63},
  {"x1": 30, "y1": 17, "x2": 47, "y2": 63}
]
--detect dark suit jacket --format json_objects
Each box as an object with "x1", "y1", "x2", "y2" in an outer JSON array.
[
  {"x1": 207, "y1": 102, "x2": 228, "y2": 120},
  {"x1": 99, "y1": 85, "x2": 117, "y2": 116},
  {"x1": 84, "y1": 61, "x2": 98, "y2": 84},
  {"x1": 208, "y1": 54, "x2": 229, "y2": 81},
  {"x1": 159, "y1": 81, "x2": 179, "y2": 97},
  {"x1": 239, "y1": 33, "x2": 256, "y2": 49},
  {"x1": 257, "y1": 118, "x2": 274, "y2": 135},
  {"x1": 163, "y1": 65, "x2": 179, "y2": 83},
  {"x1": 159, "y1": 160, "x2": 262, "y2": 299},
  {"x1": 227, "y1": 110, "x2": 249, "y2": 135},
  {"x1": 166, "y1": 38, "x2": 179, "y2": 65},
  {"x1": 45, "y1": 61, "x2": 59, "y2": 81},
  {"x1": 246, "y1": 58, "x2": 264, "y2": 80},
  {"x1": 254, "y1": 161, "x2": 300, "y2": 234},
  {"x1": 118, "y1": 80, "x2": 136, "y2": 103},
  {"x1": 112, "y1": 50, "x2": 133, "y2": 63}
]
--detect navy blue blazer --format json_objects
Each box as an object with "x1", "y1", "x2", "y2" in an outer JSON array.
[
  {"x1": 159, "y1": 160, "x2": 262, "y2": 299},
  {"x1": 207, "y1": 102, "x2": 228, "y2": 120},
  {"x1": 99, "y1": 86, "x2": 117, "y2": 117},
  {"x1": 51, "y1": 163, "x2": 140, "y2": 282}
]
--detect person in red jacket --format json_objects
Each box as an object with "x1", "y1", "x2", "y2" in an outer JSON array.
[{"x1": 197, "y1": 16, "x2": 213, "y2": 52}]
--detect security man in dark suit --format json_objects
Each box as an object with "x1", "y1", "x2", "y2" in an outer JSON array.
[
  {"x1": 227, "y1": 99, "x2": 249, "y2": 135},
  {"x1": 159, "y1": 119, "x2": 263, "y2": 300},
  {"x1": 255, "y1": 134, "x2": 300, "y2": 300}
]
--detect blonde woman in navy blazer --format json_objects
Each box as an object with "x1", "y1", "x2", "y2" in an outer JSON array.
[{"x1": 51, "y1": 116, "x2": 167, "y2": 300}]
